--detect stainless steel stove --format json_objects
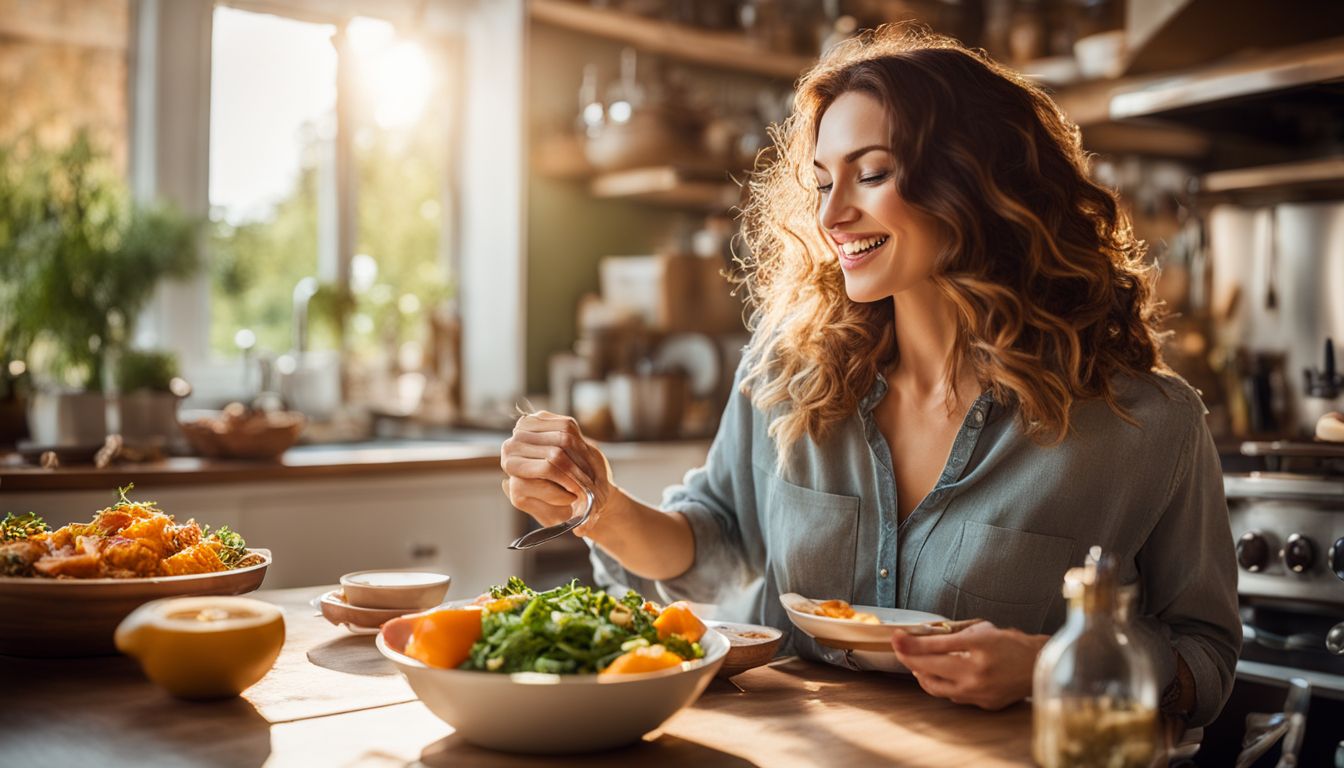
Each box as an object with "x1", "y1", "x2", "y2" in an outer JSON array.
[{"x1": 1225, "y1": 442, "x2": 1344, "y2": 697}]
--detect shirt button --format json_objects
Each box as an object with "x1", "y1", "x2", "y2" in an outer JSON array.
[
  {"x1": 879, "y1": 568, "x2": 890, "y2": 578},
  {"x1": 973, "y1": 409, "x2": 985, "y2": 425}
]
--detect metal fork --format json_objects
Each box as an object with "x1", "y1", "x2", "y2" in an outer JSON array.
[{"x1": 507, "y1": 487, "x2": 596, "y2": 550}]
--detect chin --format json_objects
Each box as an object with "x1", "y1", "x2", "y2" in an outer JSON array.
[{"x1": 841, "y1": 274, "x2": 892, "y2": 304}]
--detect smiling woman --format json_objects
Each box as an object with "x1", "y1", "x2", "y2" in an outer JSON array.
[{"x1": 503, "y1": 23, "x2": 1240, "y2": 731}]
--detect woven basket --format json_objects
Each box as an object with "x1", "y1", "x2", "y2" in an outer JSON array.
[{"x1": 179, "y1": 411, "x2": 305, "y2": 460}]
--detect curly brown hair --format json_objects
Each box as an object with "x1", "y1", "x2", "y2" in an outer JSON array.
[{"x1": 738, "y1": 25, "x2": 1168, "y2": 463}]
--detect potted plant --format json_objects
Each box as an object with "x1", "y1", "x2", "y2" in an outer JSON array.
[
  {"x1": 1, "y1": 132, "x2": 201, "y2": 447},
  {"x1": 115, "y1": 348, "x2": 188, "y2": 450}
]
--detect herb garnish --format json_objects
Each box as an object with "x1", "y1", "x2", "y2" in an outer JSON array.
[{"x1": 0, "y1": 512, "x2": 48, "y2": 542}]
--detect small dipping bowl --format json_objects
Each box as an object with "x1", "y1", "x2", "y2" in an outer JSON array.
[
  {"x1": 339, "y1": 570, "x2": 451, "y2": 610},
  {"x1": 705, "y1": 620, "x2": 782, "y2": 678}
]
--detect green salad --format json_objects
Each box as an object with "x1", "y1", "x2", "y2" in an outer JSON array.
[{"x1": 464, "y1": 577, "x2": 704, "y2": 674}]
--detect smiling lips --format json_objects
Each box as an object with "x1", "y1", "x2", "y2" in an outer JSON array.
[{"x1": 832, "y1": 234, "x2": 889, "y2": 267}]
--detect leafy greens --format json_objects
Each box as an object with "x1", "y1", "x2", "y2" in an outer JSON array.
[{"x1": 464, "y1": 577, "x2": 703, "y2": 674}]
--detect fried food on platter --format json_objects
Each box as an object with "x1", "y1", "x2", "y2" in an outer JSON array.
[{"x1": 0, "y1": 485, "x2": 261, "y2": 579}]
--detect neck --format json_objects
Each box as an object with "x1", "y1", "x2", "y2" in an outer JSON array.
[{"x1": 888, "y1": 280, "x2": 970, "y2": 401}]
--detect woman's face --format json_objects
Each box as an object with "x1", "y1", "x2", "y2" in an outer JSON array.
[{"x1": 813, "y1": 91, "x2": 945, "y2": 303}]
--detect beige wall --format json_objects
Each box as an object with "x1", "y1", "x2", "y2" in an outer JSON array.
[{"x1": 0, "y1": 0, "x2": 131, "y2": 171}]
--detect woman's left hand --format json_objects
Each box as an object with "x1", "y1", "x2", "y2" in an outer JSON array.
[{"x1": 890, "y1": 621, "x2": 1049, "y2": 710}]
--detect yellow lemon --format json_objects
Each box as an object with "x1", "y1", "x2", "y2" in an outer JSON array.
[{"x1": 115, "y1": 596, "x2": 285, "y2": 700}]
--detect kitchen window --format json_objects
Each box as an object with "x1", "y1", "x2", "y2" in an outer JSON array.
[
  {"x1": 135, "y1": 0, "x2": 525, "y2": 414},
  {"x1": 204, "y1": 6, "x2": 455, "y2": 414}
]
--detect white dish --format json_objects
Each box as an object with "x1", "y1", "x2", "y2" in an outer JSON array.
[
  {"x1": 377, "y1": 618, "x2": 728, "y2": 753},
  {"x1": 339, "y1": 570, "x2": 450, "y2": 610},
  {"x1": 779, "y1": 592, "x2": 948, "y2": 673},
  {"x1": 315, "y1": 589, "x2": 418, "y2": 632}
]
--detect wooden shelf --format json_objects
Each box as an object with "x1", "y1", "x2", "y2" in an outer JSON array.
[
  {"x1": 1202, "y1": 156, "x2": 1344, "y2": 194},
  {"x1": 1051, "y1": 34, "x2": 1344, "y2": 128},
  {"x1": 529, "y1": 0, "x2": 813, "y2": 81},
  {"x1": 588, "y1": 166, "x2": 742, "y2": 210}
]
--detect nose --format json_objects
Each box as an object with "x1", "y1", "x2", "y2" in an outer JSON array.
[{"x1": 818, "y1": 184, "x2": 857, "y2": 231}]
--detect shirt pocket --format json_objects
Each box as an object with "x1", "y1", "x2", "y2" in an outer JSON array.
[
  {"x1": 755, "y1": 465, "x2": 861, "y2": 601},
  {"x1": 940, "y1": 520, "x2": 1076, "y2": 633}
]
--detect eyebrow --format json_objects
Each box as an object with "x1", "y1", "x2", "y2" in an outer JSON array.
[{"x1": 813, "y1": 145, "x2": 892, "y2": 169}]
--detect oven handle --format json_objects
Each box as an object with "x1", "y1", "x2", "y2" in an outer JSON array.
[{"x1": 1243, "y1": 623, "x2": 1330, "y2": 654}]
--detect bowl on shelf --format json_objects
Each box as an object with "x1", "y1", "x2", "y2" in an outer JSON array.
[
  {"x1": 0, "y1": 549, "x2": 271, "y2": 657},
  {"x1": 377, "y1": 605, "x2": 729, "y2": 753},
  {"x1": 179, "y1": 404, "x2": 305, "y2": 460}
]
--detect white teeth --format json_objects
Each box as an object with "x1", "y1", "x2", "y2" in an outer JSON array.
[{"x1": 839, "y1": 236, "x2": 887, "y2": 255}]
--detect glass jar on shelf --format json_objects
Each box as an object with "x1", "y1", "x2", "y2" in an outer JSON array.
[{"x1": 1032, "y1": 546, "x2": 1160, "y2": 768}]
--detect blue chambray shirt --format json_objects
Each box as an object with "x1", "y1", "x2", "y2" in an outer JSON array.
[{"x1": 591, "y1": 354, "x2": 1241, "y2": 727}]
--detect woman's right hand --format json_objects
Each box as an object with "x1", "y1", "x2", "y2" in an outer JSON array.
[{"x1": 500, "y1": 410, "x2": 614, "y2": 533}]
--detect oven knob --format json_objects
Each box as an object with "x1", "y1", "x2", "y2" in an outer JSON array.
[
  {"x1": 1237, "y1": 531, "x2": 1271, "y2": 573},
  {"x1": 1283, "y1": 533, "x2": 1315, "y2": 574},
  {"x1": 1330, "y1": 537, "x2": 1344, "y2": 581}
]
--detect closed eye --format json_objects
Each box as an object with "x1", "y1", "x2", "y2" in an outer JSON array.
[
  {"x1": 816, "y1": 182, "x2": 833, "y2": 193},
  {"x1": 860, "y1": 171, "x2": 890, "y2": 185}
]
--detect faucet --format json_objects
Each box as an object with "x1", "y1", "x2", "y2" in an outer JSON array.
[{"x1": 292, "y1": 277, "x2": 320, "y2": 365}]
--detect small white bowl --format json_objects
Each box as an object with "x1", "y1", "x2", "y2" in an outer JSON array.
[
  {"x1": 338, "y1": 570, "x2": 450, "y2": 610},
  {"x1": 377, "y1": 613, "x2": 728, "y2": 753}
]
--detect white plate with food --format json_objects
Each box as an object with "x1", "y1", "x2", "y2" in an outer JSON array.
[{"x1": 780, "y1": 593, "x2": 979, "y2": 673}]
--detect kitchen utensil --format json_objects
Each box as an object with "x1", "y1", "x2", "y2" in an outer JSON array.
[
  {"x1": 377, "y1": 612, "x2": 728, "y2": 753},
  {"x1": 507, "y1": 487, "x2": 595, "y2": 550}
]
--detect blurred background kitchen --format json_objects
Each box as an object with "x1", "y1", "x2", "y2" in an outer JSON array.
[{"x1": 3, "y1": 1, "x2": 1344, "y2": 760}]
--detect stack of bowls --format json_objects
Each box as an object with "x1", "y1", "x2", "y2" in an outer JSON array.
[{"x1": 317, "y1": 570, "x2": 451, "y2": 632}]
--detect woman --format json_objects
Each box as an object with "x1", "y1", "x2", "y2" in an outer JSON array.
[{"x1": 501, "y1": 26, "x2": 1239, "y2": 727}]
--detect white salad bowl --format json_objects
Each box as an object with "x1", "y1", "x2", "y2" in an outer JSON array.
[{"x1": 377, "y1": 623, "x2": 728, "y2": 753}]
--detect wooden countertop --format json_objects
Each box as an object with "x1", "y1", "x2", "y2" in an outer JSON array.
[
  {"x1": 0, "y1": 439, "x2": 713, "y2": 492},
  {"x1": 1, "y1": 586, "x2": 1035, "y2": 767},
  {"x1": 0, "y1": 443, "x2": 505, "y2": 491}
]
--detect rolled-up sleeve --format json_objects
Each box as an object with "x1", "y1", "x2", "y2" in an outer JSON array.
[
  {"x1": 1131, "y1": 409, "x2": 1241, "y2": 727},
  {"x1": 590, "y1": 356, "x2": 760, "y2": 606}
]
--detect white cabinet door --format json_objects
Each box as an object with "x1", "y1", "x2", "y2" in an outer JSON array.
[{"x1": 234, "y1": 471, "x2": 522, "y2": 595}]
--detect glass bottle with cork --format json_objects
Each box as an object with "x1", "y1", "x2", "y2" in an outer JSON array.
[{"x1": 1033, "y1": 546, "x2": 1160, "y2": 768}]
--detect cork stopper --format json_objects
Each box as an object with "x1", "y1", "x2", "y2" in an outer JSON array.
[{"x1": 1062, "y1": 545, "x2": 1118, "y2": 614}]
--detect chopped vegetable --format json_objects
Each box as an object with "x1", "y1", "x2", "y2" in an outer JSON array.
[
  {"x1": 203, "y1": 525, "x2": 249, "y2": 568},
  {"x1": 600, "y1": 644, "x2": 686, "y2": 676},
  {"x1": 405, "y1": 606, "x2": 484, "y2": 669},
  {"x1": 653, "y1": 601, "x2": 707, "y2": 643},
  {"x1": 459, "y1": 578, "x2": 704, "y2": 674}
]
